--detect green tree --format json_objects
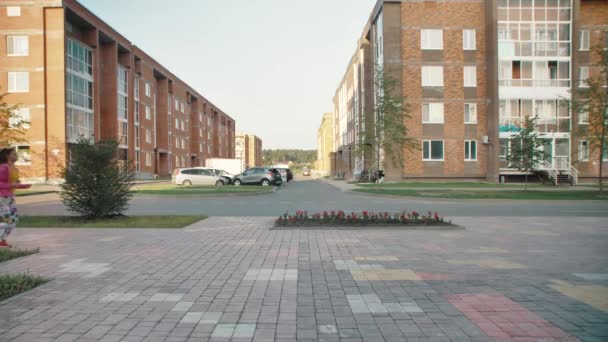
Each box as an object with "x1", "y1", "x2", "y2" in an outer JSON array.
[
  {"x1": 60, "y1": 138, "x2": 134, "y2": 218},
  {"x1": 356, "y1": 66, "x2": 417, "y2": 172},
  {"x1": 506, "y1": 116, "x2": 545, "y2": 190},
  {"x1": 0, "y1": 92, "x2": 29, "y2": 147},
  {"x1": 571, "y1": 46, "x2": 608, "y2": 192}
]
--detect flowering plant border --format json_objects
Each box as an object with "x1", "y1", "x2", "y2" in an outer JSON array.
[{"x1": 275, "y1": 210, "x2": 454, "y2": 227}]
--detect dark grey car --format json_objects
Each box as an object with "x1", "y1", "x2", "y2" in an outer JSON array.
[{"x1": 232, "y1": 168, "x2": 282, "y2": 186}]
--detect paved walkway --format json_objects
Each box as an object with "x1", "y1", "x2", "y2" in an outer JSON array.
[{"x1": 1, "y1": 216, "x2": 607, "y2": 341}]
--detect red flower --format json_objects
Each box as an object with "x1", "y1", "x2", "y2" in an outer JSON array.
[
  {"x1": 434, "y1": 212, "x2": 440, "y2": 221},
  {"x1": 412, "y1": 211, "x2": 419, "y2": 218}
]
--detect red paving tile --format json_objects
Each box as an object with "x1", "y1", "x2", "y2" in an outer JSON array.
[{"x1": 446, "y1": 293, "x2": 576, "y2": 341}]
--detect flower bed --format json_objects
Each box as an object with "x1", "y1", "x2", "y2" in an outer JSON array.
[{"x1": 274, "y1": 210, "x2": 457, "y2": 228}]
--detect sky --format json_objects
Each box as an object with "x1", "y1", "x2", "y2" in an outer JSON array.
[{"x1": 78, "y1": 0, "x2": 377, "y2": 150}]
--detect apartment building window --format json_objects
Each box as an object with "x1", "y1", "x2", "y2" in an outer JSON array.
[
  {"x1": 145, "y1": 106, "x2": 151, "y2": 120},
  {"x1": 175, "y1": 99, "x2": 179, "y2": 110},
  {"x1": 9, "y1": 108, "x2": 30, "y2": 129},
  {"x1": 175, "y1": 136, "x2": 179, "y2": 148},
  {"x1": 145, "y1": 152, "x2": 152, "y2": 166},
  {"x1": 199, "y1": 143, "x2": 203, "y2": 153},
  {"x1": 421, "y1": 66, "x2": 443, "y2": 87},
  {"x1": 134, "y1": 102, "x2": 140, "y2": 124},
  {"x1": 464, "y1": 66, "x2": 477, "y2": 87},
  {"x1": 499, "y1": 139, "x2": 508, "y2": 161},
  {"x1": 145, "y1": 129, "x2": 152, "y2": 143},
  {"x1": 135, "y1": 128, "x2": 140, "y2": 148},
  {"x1": 579, "y1": 30, "x2": 590, "y2": 51},
  {"x1": 14, "y1": 146, "x2": 31, "y2": 165},
  {"x1": 421, "y1": 29, "x2": 443, "y2": 50},
  {"x1": 464, "y1": 140, "x2": 477, "y2": 161},
  {"x1": 67, "y1": 39, "x2": 93, "y2": 76},
  {"x1": 145, "y1": 82, "x2": 151, "y2": 97},
  {"x1": 135, "y1": 151, "x2": 140, "y2": 172},
  {"x1": 423, "y1": 141, "x2": 444, "y2": 161},
  {"x1": 181, "y1": 120, "x2": 185, "y2": 131},
  {"x1": 463, "y1": 29, "x2": 476, "y2": 50},
  {"x1": 464, "y1": 103, "x2": 477, "y2": 124},
  {"x1": 117, "y1": 66, "x2": 129, "y2": 147},
  {"x1": 7, "y1": 6, "x2": 21, "y2": 16},
  {"x1": 422, "y1": 103, "x2": 444, "y2": 124},
  {"x1": 180, "y1": 103, "x2": 185, "y2": 113},
  {"x1": 578, "y1": 67, "x2": 589, "y2": 88},
  {"x1": 8, "y1": 72, "x2": 29, "y2": 92},
  {"x1": 578, "y1": 141, "x2": 589, "y2": 162},
  {"x1": 175, "y1": 117, "x2": 179, "y2": 129},
  {"x1": 578, "y1": 106, "x2": 589, "y2": 124},
  {"x1": 199, "y1": 128, "x2": 203, "y2": 137},
  {"x1": 134, "y1": 76, "x2": 140, "y2": 100},
  {"x1": 7, "y1": 36, "x2": 28, "y2": 56},
  {"x1": 181, "y1": 138, "x2": 186, "y2": 149}
]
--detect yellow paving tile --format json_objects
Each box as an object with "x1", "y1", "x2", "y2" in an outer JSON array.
[
  {"x1": 354, "y1": 256, "x2": 399, "y2": 262},
  {"x1": 550, "y1": 280, "x2": 608, "y2": 313},
  {"x1": 350, "y1": 269, "x2": 421, "y2": 281},
  {"x1": 447, "y1": 259, "x2": 528, "y2": 269},
  {"x1": 467, "y1": 247, "x2": 509, "y2": 254}
]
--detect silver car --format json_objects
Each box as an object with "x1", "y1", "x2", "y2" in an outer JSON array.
[{"x1": 173, "y1": 168, "x2": 223, "y2": 186}]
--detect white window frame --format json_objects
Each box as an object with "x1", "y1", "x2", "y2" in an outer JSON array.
[
  {"x1": 464, "y1": 66, "x2": 477, "y2": 87},
  {"x1": 7, "y1": 35, "x2": 29, "y2": 56},
  {"x1": 180, "y1": 103, "x2": 185, "y2": 113},
  {"x1": 463, "y1": 29, "x2": 476, "y2": 50},
  {"x1": 145, "y1": 129, "x2": 152, "y2": 143},
  {"x1": 421, "y1": 29, "x2": 443, "y2": 50},
  {"x1": 579, "y1": 30, "x2": 590, "y2": 51},
  {"x1": 175, "y1": 117, "x2": 179, "y2": 129},
  {"x1": 465, "y1": 140, "x2": 478, "y2": 161},
  {"x1": 7, "y1": 6, "x2": 21, "y2": 16},
  {"x1": 422, "y1": 103, "x2": 444, "y2": 124},
  {"x1": 181, "y1": 120, "x2": 185, "y2": 131},
  {"x1": 175, "y1": 99, "x2": 179, "y2": 110},
  {"x1": 9, "y1": 108, "x2": 30, "y2": 129},
  {"x1": 8, "y1": 71, "x2": 29, "y2": 93},
  {"x1": 464, "y1": 103, "x2": 477, "y2": 124},
  {"x1": 578, "y1": 67, "x2": 589, "y2": 88},
  {"x1": 578, "y1": 140, "x2": 589, "y2": 162},
  {"x1": 14, "y1": 145, "x2": 31, "y2": 165},
  {"x1": 578, "y1": 106, "x2": 589, "y2": 125},
  {"x1": 422, "y1": 140, "x2": 444, "y2": 161},
  {"x1": 145, "y1": 82, "x2": 151, "y2": 97},
  {"x1": 145, "y1": 106, "x2": 151, "y2": 120},
  {"x1": 145, "y1": 152, "x2": 152, "y2": 166},
  {"x1": 421, "y1": 66, "x2": 444, "y2": 87}
]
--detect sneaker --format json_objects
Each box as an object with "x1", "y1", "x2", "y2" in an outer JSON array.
[{"x1": 0, "y1": 240, "x2": 11, "y2": 248}]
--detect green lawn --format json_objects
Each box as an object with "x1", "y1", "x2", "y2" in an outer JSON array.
[
  {"x1": 356, "y1": 182, "x2": 544, "y2": 188},
  {"x1": 354, "y1": 188, "x2": 608, "y2": 200},
  {"x1": 0, "y1": 274, "x2": 48, "y2": 302},
  {"x1": 0, "y1": 248, "x2": 39, "y2": 263},
  {"x1": 135, "y1": 184, "x2": 274, "y2": 195},
  {"x1": 19, "y1": 215, "x2": 207, "y2": 228}
]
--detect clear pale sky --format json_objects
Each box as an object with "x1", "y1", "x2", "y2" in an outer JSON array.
[{"x1": 78, "y1": 0, "x2": 376, "y2": 149}]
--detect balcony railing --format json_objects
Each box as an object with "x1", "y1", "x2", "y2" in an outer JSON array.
[
  {"x1": 499, "y1": 79, "x2": 570, "y2": 87},
  {"x1": 499, "y1": 117, "x2": 571, "y2": 133}
]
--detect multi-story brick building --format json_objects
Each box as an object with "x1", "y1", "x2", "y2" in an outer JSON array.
[
  {"x1": 1, "y1": 0, "x2": 235, "y2": 182},
  {"x1": 316, "y1": 113, "x2": 334, "y2": 176},
  {"x1": 331, "y1": 0, "x2": 607, "y2": 183},
  {"x1": 234, "y1": 133, "x2": 262, "y2": 170}
]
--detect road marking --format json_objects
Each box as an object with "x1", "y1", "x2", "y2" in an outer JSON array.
[
  {"x1": 280, "y1": 201, "x2": 293, "y2": 204},
  {"x1": 563, "y1": 210, "x2": 608, "y2": 213}
]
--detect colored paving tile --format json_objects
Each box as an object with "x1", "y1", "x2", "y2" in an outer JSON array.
[
  {"x1": 211, "y1": 324, "x2": 256, "y2": 338},
  {"x1": 447, "y1": 259, "x2": 528, "y2": 269},
  {"x1": 573, "y1": 273, "x2": 608, "y2": 281},
  {"x1": 550, "y1": 279, "x2": 608, "y2": 312},
  {"x1": 242, "y1": 268, "x2": 298, "y2": 281},
  {"x1": 415, "y1": 272, "x2": 454, "y2": 280},
  {"x1": 99, "y1": 292, "x2": 139, "y2": 302},
  {"x1": 171, "y1": 301, "x2": 194, "y2": 312},
  {"x1": 59, "y1": 259, "x2": 112, "y2": 278},
  {"x1": 347, "y1": 294, "x2": 423, "y2": 314},
  {"x1": 467, "y1": 247, "x2": 509, "y2": 254},
  {"x1": 447, "y1": 293, "x2": 575, "y2": 340},
  {"x1": 350, "y1": 269, "x2": 421, "y2": 281},
  {"x1": 334, "y1": 260, "x2": 384, "y2": 270},
  {"x1": 354, "y1": 256, "x2": 399, "y2": 261},
  {"x1": 149, "y1": 293, "x2": 185, "y2": 302}
]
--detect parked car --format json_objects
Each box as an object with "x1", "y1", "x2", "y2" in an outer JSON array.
[
  {"x1": 302, "y1": 168, "x2": 311, "y2": 176},
  {"x1": 272, "y1": 166, "x2": 293, "y2": 182},
  {"x1": 232, "y1": 168, "x2": 282, "y2": 186},
  {"x1": 276, "y1": 169, "x2": 288, "y2": 183},
  {"x1": 207, "y1": 168, "x2": 235, "y2": 185},
  {"x1": 173, "y1": 168, "x2": 224, "y2": 186},
  {"x1": 286, "y1": 169, "x2": 293, "y2": 181}
]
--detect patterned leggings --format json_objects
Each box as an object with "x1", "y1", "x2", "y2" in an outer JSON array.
[{"x1": 0, "y1": 196, "x2": 18, "y2": 240}]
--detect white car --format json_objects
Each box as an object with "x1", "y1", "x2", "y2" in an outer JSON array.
[{"x1": 173, "y1": 168, "x2": 224, "y2": 186}]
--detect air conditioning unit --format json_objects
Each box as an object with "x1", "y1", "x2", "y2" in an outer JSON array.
[{"x1": 482, "y1": 136, "x2": 490, "y2": 144}]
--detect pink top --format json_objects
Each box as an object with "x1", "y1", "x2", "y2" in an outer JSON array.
[{"x1": 0, "y1": 164, "x2": 13, "y2": 197}]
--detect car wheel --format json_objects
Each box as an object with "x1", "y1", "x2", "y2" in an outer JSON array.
[
  {"x1": 182, "y1": 180, "x2": 192, "y2": 187},
  {"x1": 215, "y1": 180, "x2": 224, "y2": 187},
  {"x1": 233, "y1": 179, "x2": 242, "y2": 186},
  {"x1": 261, "y1": 179, "x2": 270, "y2": 186}
]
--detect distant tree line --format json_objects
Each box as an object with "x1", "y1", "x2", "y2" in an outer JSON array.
[{"x1": 263, "y1": 149, "x2": 317, "y2": 166}]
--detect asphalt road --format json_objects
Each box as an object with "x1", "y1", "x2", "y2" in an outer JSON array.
[{"x1": 18, "y1": 179, "x2": 608, "y2": 217}]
